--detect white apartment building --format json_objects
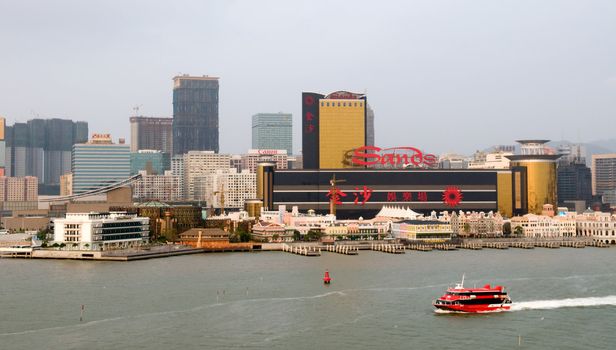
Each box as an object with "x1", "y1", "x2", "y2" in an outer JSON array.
[
  {"x1": 576, "y1": 211, "x2": 616, "y2": 244},
  {"x1": 53, "y1": 212, "x2": 149, "y2": 250},
  {"x1": 132, "y1": 170, "x2": 182, "y2": 201},
  {"x1": 444, "y1": 211, "x2": 504, "y2": 236},
  {"x1": 183, "y1": 151, "x2": 231, "y2": 199},
  {"x1": 511, "y1": 214, "x2": 576, "y2": 238},
  {"x1": 241, "y1": 149, "x2": 288, "y2": 173},
  {"x1": 194, "y1": 168, "x2": 256, "y2": 208},
  {"x1": 467, "y1": 151, "x2": 513, "y2": 169}
]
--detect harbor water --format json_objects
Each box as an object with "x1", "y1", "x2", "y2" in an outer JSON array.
[{"x1": 1, "y1": 248, "x2": 615, "y2": 349}]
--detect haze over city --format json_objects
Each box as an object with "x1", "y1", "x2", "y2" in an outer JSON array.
[{"x1": 1, "y1": 0, "x2": 615, "y2": 155}]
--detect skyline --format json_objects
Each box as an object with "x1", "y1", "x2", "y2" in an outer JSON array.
[{"x1": 1, "y1": 0, "x2": 616, "y2": 156}]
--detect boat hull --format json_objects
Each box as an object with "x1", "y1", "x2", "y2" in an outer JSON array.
[{"x1": 433, "y1": 303, "x2": 511, "y2": 313}]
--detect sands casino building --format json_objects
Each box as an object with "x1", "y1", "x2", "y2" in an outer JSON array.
[{"x1": 257, "y1": 92, "x2": 558, "y2": 219}]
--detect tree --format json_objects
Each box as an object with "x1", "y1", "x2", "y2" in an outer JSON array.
[
  {"x1": 37, "y1": 229, "x2": 49, "y2": 241},
  {"x1": 306, "y1": 230, "x2": 323, "y2": 242},
  {"x1": 272, "y1": 233, "x2": 280, "y2": 242},
  {"x1": 514, "y1": 225, "x2": 523, "y2": 236},
  {"x1": 84, "y1": 243, "x2": 90, "y2": 249},
  {"x1": 239, "y1": 231, "x2": 252, "y2": 242},
  {"x1": 293, "y1": 230, "x2": 301, "y2": 242},
  {"x1": 72, "y1": 243, "x2": 79, "y2": 249},
  {"x1": 52, "y1": 243, "x2": 60, "y2": 248},
  {"x1": 503, "y1": 222, "x2": 512, "y2": 235},
  {"x1": 463, "y1": 223, "x2": 471, "y2": 235}
]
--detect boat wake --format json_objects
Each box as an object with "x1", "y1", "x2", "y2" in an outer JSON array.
[{"x1": 510, "y1": 295, "x2": 616, "y2": 311}]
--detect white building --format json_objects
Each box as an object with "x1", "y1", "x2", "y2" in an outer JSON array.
[
  {"x1": 194, "y1": 168, "x2": 256, "y2": 208},
  {"x1": 53, "y1": 212, "x2": 149, "y2": 250},
  {"x1": 576, "y1": 211, "x2": 616, "y2": 244},
  {"x1": 443, "y1": 211, "x2": 504, "y2": 237},
  {"x1": 183, "y1": 151, "x2": 231, "y2": 199},
  {"x1": 132, "y1": 170, "x2": 182, "y2": 201},
  {"x1": 510, "y1": 214, "x2": 576, "y2": 238},
  {"x1": 467, "y1": 151, "x2": 513, "y2": 169},
  {"x1": 241, "y1": 149, "x2": 288, "y2": 173}
]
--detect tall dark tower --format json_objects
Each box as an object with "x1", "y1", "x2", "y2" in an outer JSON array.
[{"x1": 172, "y1": 75, "x2": 219, "y2": 155}]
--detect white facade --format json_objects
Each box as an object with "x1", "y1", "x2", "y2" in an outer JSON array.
[
  {"x1": 132, "y1": 170, "x2": 182, "y2": 201},
  {"x1": 241, "y1": 149, "x2": 288, "y2": 173},
  {"x1": 194, "y1": 168, "x2": 256, "y2": 208},
  {"x1": 576, "y1": 212, "x2": 616, "y2": 244},
  {"x1": 444, "y1": 211, "x2": 504, "y2": 236},
  {"x1": 467, "y1": 151, "x2": 513, "y2": 169},
  {"x1": 511, "y1": 214, "x2": 576, "y2": 238},
  {"x1": 183, "y1": 151, "x2": 231, "y2": 200},
  {"x1": 53, "y1": 212, "x2": 149, "y2": 250}
]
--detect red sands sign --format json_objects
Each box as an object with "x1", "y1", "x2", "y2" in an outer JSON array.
[{"x1": 351, "y1": 146, "x2": 438, "y2": 168}]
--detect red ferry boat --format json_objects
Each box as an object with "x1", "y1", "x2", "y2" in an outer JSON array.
[{"x1": 433, "y1": 275, "x2": 512, "y2": 313}]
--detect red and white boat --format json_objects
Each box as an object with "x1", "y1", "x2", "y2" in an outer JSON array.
[{"x1": 433, "y1": 275, "x2": 512, "y2": 313}]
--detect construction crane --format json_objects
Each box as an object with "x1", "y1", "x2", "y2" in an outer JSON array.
[{"x1": 329, "y1": 174, "x2": 346, "y2": 216}]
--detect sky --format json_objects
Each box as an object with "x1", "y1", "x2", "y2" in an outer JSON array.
[{"x1": 1, "y1": 0, "x2": 615, "y2": 156}]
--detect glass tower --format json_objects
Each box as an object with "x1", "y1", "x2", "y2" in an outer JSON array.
[
  {"x1": 251, "y1": 113, "x2": 292, "y2": 154},
  {"x1": 72, "y1": 136, "x2": 130, "y2": 194},
  {"x1": 172, "y1": 75, "x2": 219, "y2": 155}
]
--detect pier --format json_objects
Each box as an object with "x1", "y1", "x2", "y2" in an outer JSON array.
[
  {"x1": 406, "y1": 244, "x2": 433, "y2": 252},
  {"x1": 322, "y1": 244, "x2": 359, "y2": 255},
  {"x1": 281, "y1": 244, "x2": 321, "y2": 257},
  {"x1": 370, "y1": 243, "x2": 405, "y2": 254}
]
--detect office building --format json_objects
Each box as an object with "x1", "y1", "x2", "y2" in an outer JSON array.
[
  {"x1": 3, "y1": 118, "x2": 88, "y2": 187},
  {"x1": 366, "y1": 105, "x2": 375, "y2": 147},
  {"x1": 53, "y1": 212, "x2": 149, "y2": 250},
  {"x1": 252, "y1": 113, "x2": 292, "y2": 155},
  {"x1": 302, "y1": 91, "x2": 367, "y2": 169},
  {"x1": 591, "y1": 154, "x2": 616, "y2": 203},
  {"x1": 130, "y1": 150, "x2": 170, "y2": 175},
  {"x1": 172, "y1": 75, "x2": 219, "y2": 155},
  {"x1": 558, "y1": 162, "x2": 592, "y2": 206},
  {"x1": 72, "y1": 134, "x2": 130, "y2": 194},
  {"x1": 130, "y1": 116, "x2": 173, "y2": 153}
]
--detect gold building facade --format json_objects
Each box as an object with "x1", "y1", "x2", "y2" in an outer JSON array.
[{"x1": 318, "y1": 99, "x2": 366, "y2": 169}]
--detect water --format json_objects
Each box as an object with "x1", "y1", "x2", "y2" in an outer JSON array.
[{"x1": 1, "y1": 248, "x2": 615, "y2": 349}]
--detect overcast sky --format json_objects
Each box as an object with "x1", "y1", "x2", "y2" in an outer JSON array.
[{"x1": 1, "y1": 0, "x2": 615, "y2": 155}]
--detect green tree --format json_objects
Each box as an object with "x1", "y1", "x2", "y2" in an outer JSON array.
[
  {"x1": 463, "y1": 223, "x2": 471, "y2": 235},
  {"x1": 293, "y1": 230, "x2": 301, "y2": 241},
  {"x1": 272, "y1": 233, "x2": 280, "y2": 242},
  {"x1": 72, "y1": 243, "x2": 79, "y2": 249},
  {"x1": 514, "y1": 225, "x2": 523, "y2": 236},
  {"x1": 37, "y1": 229, "x2": 49, "y2": 241},
  {"x1": 503, "y1": 222, "x2": 512, "y2": 235},
  {"x1": 239, "y1": 231, "x2": 252, "y2": 242}
]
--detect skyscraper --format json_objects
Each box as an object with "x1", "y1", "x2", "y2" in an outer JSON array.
[
  {"x1": 130, "y1": 116, "x2": 173, "y2": 153},
  {"x1": 72, "y1": 134, "x2": 130, "y2": 194},
  {"x1": 3, "y1": 118, "x2": 88, "y2": 187},
  {"x1": 252, "y1": 113, "x2": 292, "y2": 154},
  {"x1": 591, "y1": 154, "x2": 616, "y2": 201},
  {"x1": 301, "y1": 91, "x2": 367, "y2": 169},
  {"x1": 366, "y1": 105, "x2": 375, "y2": 147},
  {"x1": 172, "y1": 75, "x2": 219, "y2": 155},
  {"x1": 0, "y1": 117, "x2": 5, "y2": 176}
]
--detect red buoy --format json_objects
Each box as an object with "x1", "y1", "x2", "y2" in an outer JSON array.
[{"x1": 323, "y1": 270, "x2": 331, "y2": 284}]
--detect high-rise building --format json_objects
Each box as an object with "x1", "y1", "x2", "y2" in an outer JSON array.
[
  {"x1": 3, "y1": 118, "x2": 88, "y2": 187},
  {"x1": 241, "y1": 149, "x2": 288, "y2": 173},
  {"x1": 72, "y1": 134, "x2": 130, "y2": 194},
  {"x1": 0, "y1": 116, "x2": 5, "y2": 176},
  {"x1": 558, "y1": 163, "x2": 592, "y2": 206},
  {"x1": 366, "y1": 105, "x2": 375, "y2": 147},
  {"x1": 171, "y1": 155, "x2": 185, "y2": 199},
  {"x1": 252, "y1": 113, "x2": 292, "y2": 155},
  {"x1": 301, "y1": 91, "x2": 367, "y2": 169},
  {"x1": 182, "y1": 151, "x2": 231, "y2": 199},
  {"x1": 130, "y1": 150, "x2": 170, "y2": 175},
  {"x1": 194, "y1": 169, "x2": 256, "y2": 209},
  {"x1": 506, "y1": 140, "x2": 560, "y2": 215},
  {"x1": 132, "y1": 170, "x2": 182, "y2": 202},
  {"x1": 172, "y1": 75, "x2": 219, "y2": 155},
  {"x1": 591, "y1": 154, "x2": 616, "y2": 202},
  {"x1": 0, "y1": 176, "x2": 38, "y2": 211},
  {"x1": 129, "y1": 116, "x2": 173, "y2": 153}
]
